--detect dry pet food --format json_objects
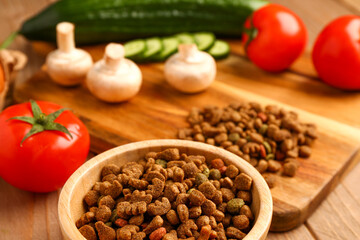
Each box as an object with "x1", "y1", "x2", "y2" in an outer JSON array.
[
  {"x1": 77, "y1": 148, "x2": 255, "y2": 240},
  {"x1": 178, "y1": 102, "x2": 318, "y2": 187}
]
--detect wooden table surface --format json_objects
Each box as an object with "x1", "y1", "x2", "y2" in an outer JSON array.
[{"x1": 1, "y1": 0, "x2": 360, "y2": 239}]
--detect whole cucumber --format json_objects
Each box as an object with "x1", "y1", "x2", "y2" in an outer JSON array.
[{"x1": 20, "y1": 0, "x2": 268, "y2": 45}]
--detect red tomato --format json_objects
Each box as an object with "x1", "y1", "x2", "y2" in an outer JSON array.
[
  {"x1": 243, "y1": 4, "x2": 307, "y2": 72},
  {"x1": 312, "y1": 15, "x2": 360, "y2": 90},
  {"x1": 0, "y1": 100, "x2": 90, "y2": 192}
]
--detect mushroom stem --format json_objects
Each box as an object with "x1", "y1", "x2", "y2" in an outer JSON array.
[
  {"x1": 56, "y1": 22, "x2": 75, "y2": 53},
  {"x1": 104, "y1": 43, "x2": 125, "y2": 71},
  {"x1": 179, "y1": 44, "x2": 199, "y2": 63}
]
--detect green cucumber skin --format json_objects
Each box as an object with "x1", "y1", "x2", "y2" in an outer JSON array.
[{"x1": 20, "y1": 0, "x2": 268, "y2": 45}]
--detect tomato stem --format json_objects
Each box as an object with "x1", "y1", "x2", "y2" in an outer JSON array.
[
  {"x1": 9, "y1": 100, "x2": 73, "y2": 146},
  {"x1": 244, "y1": 18, "x2": 258, "y2": 51}
]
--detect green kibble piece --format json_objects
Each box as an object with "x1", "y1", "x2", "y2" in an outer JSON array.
[
  {"x1": 259, "y1": 124, "x2": 268, "y2": 135},
  {"x1": 110, "y1": 209, "x2": 119, "y2": 223},
  {"x1": 155, "y1": 159, "x2": 167, "y2": 168},
  {"x1": 209, "y1": 169, "x2": 221, "y2": 180},
  {"x1": 203, "y1": 168, "x2": 210, "y2": 178},
  {"x1": 228, "y1": 133, "x2": 240, "y2": 142},
  {"x1": 263, "y1": 141, "x2": 272, "y2": 154},
  {"x1": 226, "y1": 198, "x2": 245, "y2": 215},
  {"x1": 195, "y1": 173, "x2": 208, "y2": 186},
  {"x1": 105, "y1": 222, "x2": 112, "y2": 227},
  {"x1": 266, "y1": 153, "x2": 275, "y2": 160}
]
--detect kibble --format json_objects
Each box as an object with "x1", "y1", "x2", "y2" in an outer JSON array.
[
  {"x1": 76, "y1": 148, "x2": 256, "y2": 240},
  {"x1": 178, "y1": 102, "x2": 318, "y2": 187}
]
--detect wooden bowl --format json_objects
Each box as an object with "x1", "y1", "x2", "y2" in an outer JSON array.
[{"x1": 58, "y1": 139, "x2": 273, "y2": 240}]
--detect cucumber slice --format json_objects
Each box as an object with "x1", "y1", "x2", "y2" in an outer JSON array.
[
  {"x1": 152, "y1": 37, "x2": 179, "y2": 61},
  {"x1": 194, "y1": 32, "x2": 215, "y2": 51},
  {"x1": 175, "y1": 33, "x2": 195, "y2": 44},
  {"x1": 124, "y1": 39, "x2": 146, "y2": 60},
  {"x1": 142, "y1": 37, "x2": 163, "y2": 59},
  {"x1": 207, "y1": 40, "x2": 230, "y2": 60}
]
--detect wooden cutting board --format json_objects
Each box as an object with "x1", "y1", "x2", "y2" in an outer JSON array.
[{"x1": 14, "y1": 42, "x2": 360, "y2": 232}]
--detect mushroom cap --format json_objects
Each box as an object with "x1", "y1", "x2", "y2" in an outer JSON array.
[
  {"x1": 164, "y1": 50, "x2": 216, "y2": 93},
  {"x1": 86, "y1": 58, "x2": 142, "y2": 103},
  {"x1": 46, "y1": 49, "x2": 93, "y2": 86}
]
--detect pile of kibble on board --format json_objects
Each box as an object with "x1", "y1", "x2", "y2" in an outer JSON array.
[
  {"x1": 77, "y1": 148, "x2": 254, "y2": 240},
  {"x1": 178, "y1": 102, "x2": 318, "y2": 188}
]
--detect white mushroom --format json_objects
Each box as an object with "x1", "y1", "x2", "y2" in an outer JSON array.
[
  {"x1": 86, "y1": 43, "x2": 142, "y2": 103},
  {"x1": 46, "y1": 22, "x2": 93, "y2": 86},
  {"x1": 164, "y1": 43, "x2": 216, "y2": 93}
]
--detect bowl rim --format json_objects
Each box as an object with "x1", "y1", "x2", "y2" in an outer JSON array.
[{"x1": 58, "y1": 139, "x2": 273, "y2": 240}]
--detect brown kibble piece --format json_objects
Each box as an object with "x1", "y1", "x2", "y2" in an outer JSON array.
[
  {"x1": 96, "y1": 205, "x2": 112, "y2": 223},
  {"x1": 215, "y1": 223, "x2": 227, "y2": 240},
  {"x1": 267, "y1": 160, "x2": 281, "y2": 172},
  {"x1": 100, "y1": 180, "x2": 123, "y2": 199},
  {"x1": 201, "y1": 200, "x2": 217, "y2": 216},
  {"x1": 98, "y1": 195, "x2": 116, "y2": 209},
  {"x1": 95, "y1": 221, "x2": 116, "y2": 240},
  {"x1": 299, "y1": 145, "x2": 312, "y2": 158},
  {"x1": 189, "y1": 190, "x2": 206, "y2": 206},
  {"x1": 222, "y1": 214, "x2": 232, "y2": 228},
  {"x1": 183, "y1": 162, "x2": 200, "y2": 178},
  {"x1": 213, "y1": 210, "x2": 225, "y2": 222},
  {"x1": 166, "y1": 209, "x2": 180, "y2": 225},
  {"x1": 283, "y1": 162, "x2": 298, "y2": 177},
  {"x1": 198, "y1": 181, "x2": 217, "y2": 199},
  {"x1": 143, "y1": 215, "x2": 164, "y2": 234},
  {"x1": 209, "y1": 216, "x2": 217, "y2": 229},
  {"x1": 232, "y1": 215, "x2": 249, "y2": 230},
  {"x1": 163, "y1": 230, "x2": 178, "y2": 240},
  {"x1": 173, "y1": 167, "x2": 185, "y2": 182},
  {"x1": 156, "y1": 148, "x2": 180, "y2": 161},
  {"x1": 226, "y1": 227, "x2": 246, "y2": 239},
  {"x1": 177, "y1": 220, "x2": 198, "y2": 238},
  {"x1": 255, "y1": 159, "x2": 268, "y2": 174},
  {"x1": 79, "y1": 225, "x2": 97, "y2": 240},
  {"x1": 189, "y1": 206, "x2": 202, "y2": 219},
  {"x1": 122, "y1": 162, "x2": 144, "y2": 179},
  {"x1": 234, "y1": 173, "x2": 252, "y2": 191},
  {"x1": 211, "y1": 190, "x2": 223, "y2": 205},
  {"x1": 220, "y1": 177, "x2": 233, "y2": 189},
  {"x1": 249, "y1": 132, "x2": 263, "y2": 144},
  {"x1": 146, "y1": 178, "x2": 165, "y2": 199},
  {"x1": 225, "y1": 165, "x2": 239, "y2": 179},
  {"x1": 131, "y1": 190, "x2": 153, "y2": 204},
  {"x1": 76, "y1": 212, "x2": 95, "y2": 228},
  {"x1": 177, "y1": 204, "x2": 189, "y2": 223},
  {"x1": 236, "y1": 191, "x2": 252, "y2": 204},
  {"x1": 148, "y1": 197, "x2": 171, "y2": 216},
  {"x1": 101, "y1": 164, "x2": 120, "y2": 178},
  {"x1": 116, "y1": 225, "x2": 140, "y2": 240},
  {"x1": 85, "y1": 190, "x2": 100, "y2": 207},
  {"x1": 240, "y1": 205, "x2": 254, "y2": 221},
  {"x1": 129, "y1": 214, "x2": 144, "y2": 226},
  {"x1": 220, "y1": 188, "x2": 235, "y2": 202},
  {"x1": 196, "y1": 216, "x2": 210, "y2": 229}
]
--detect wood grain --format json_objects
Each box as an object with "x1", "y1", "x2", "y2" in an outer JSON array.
[
  {"x1": 14, "y1": 44, "x2": 360, "y2": 231},
  {"x1": 268, "y1": 225, "x2": 315, "y2": 240},
  {"x1": 58, "y1": 140, "x2": 272, "y2": 240}
]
